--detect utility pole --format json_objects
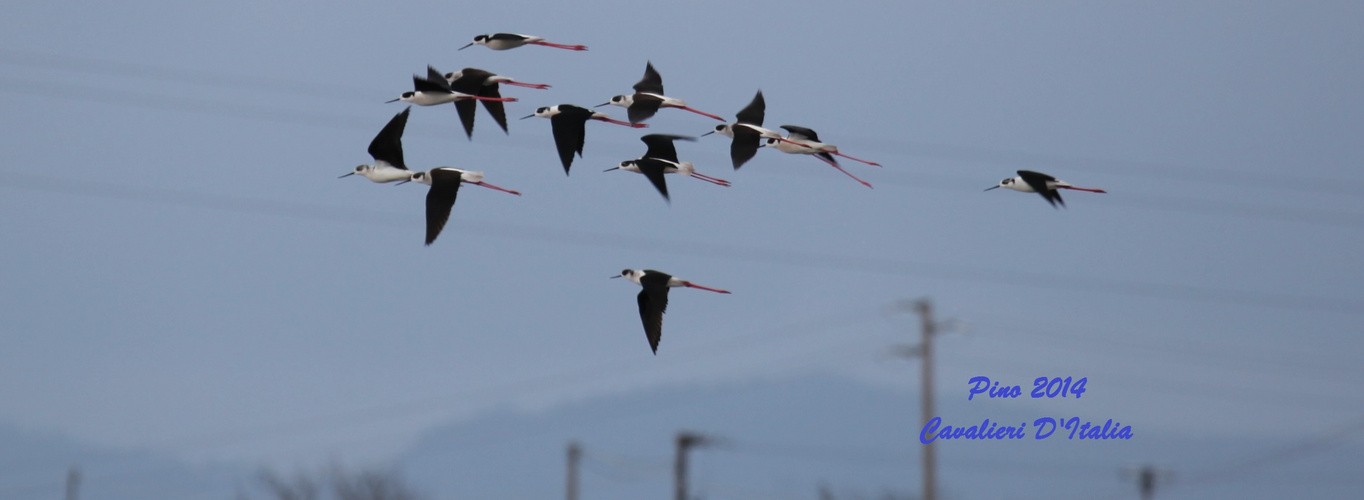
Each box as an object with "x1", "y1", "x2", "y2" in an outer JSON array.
[
  {"x1": 892, "y1": 299, "x2": 941, "y2": 500},
  {"x1": 913, "y1": 299, "x2": 937, "y2": 500},
  {"x1": 674, "y1": 431, "x2": 709, "y2": 500},
  {"x1": 1137, "y1": 466, "x2": 1155, "y2": 500},
  {"x1": 1120, "y1": 465, "x2": 1169, "y2": 500},
  {"x1": 64, "y1": 467, "x2": 80, "y2": 500},
  {"x1": 566, "y1": 442, "x2": 581, "y2": 500}
]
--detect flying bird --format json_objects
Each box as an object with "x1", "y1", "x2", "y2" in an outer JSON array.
[
  {"x1": 401, "y1": 168, "x2": 522, "y2": 245},
  {"x1": 985, "y1": 170, "x2": 1107, "y2": 207},
  {"x1": 443, "y1": 67, "x2": 549, "y2": 139},
  {"x1": 597, "y1": 62, "x2": 725, "y2": 125},
  {"x1": 613, "y1": 269, "x2": 731, "y2": 354},
  {"x1": 386, "y1": 66, "x2": 517, "y2": 107},
  {"x1": 444, "y1": 68, "x2": 551, "y2": 90},
  {"x1": 606, "y1": 134, "x2": 731, "y2": 203},
  {"x1": 459, "y1": 33, "x2": 587, "y2": 51},
  {"x1": 521, "y1": 104, "x2": 646, "y2": 175},
  {"x1": 339, "y1": 107, "x2": 412, "y2": 183},
  {"x1": 700, "y1": 90, "x2": 803, "y2": 169},
  {"x1": 763, "y1": 125, "x2": 877, "y2": 188}
]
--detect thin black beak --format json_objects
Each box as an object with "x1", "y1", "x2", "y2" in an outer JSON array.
[
  {"x1": 610, "y1": 275, "x2": 623, "y2": 279},
  {"x1": 594, "y1": 102, "x2": 611, "y2": 108},
  {"x1": 458, "y1": 43, "x2": 474, "y2": 51},
  {"x1": 520, "y1": 114, "x2": 535, "y2": 120},
  {"x1": 984, "y1": 186, "x2": 1000, "y2": 191},
  {"x1": 339, "y1": 172, "x2": 355, "y2": 178},
  {"x1": 385, "y1": 98, "x2": 400, "y2": 103},
  {"x1": 603, "y1": 167, "x2": 619, "y2": 172},
  {"x1": 700, "y1": 131, "x2": 715, "y2": 137},
  {"x1": 395, "y1": 179, "x2": 411, "y2": 185}
]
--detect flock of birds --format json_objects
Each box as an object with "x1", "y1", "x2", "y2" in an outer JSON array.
[{"x1": 340, "y1": 32, "x2": 1108, "y2": 354}]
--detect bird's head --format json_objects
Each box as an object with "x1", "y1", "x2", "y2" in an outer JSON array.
[
  {"x1": 405, "y1": 171, "x2": 432, "y2": 186},
  {"x1": 339, "y1": 164, "x2": 371, "y2": 178},
  {"x1": 702, "y1": 123, "x2": 733, "y2": 138},
  {"x1": 613, "y1": 269, "x2": 643, "y2": 284},
  {"x1": 599, "y1": 94, "x2": 632, "y2": 108},
  {"x1": 522, "y1": 106, "x2": 557, "y2": 120},
  {"x1": 459, "y1": 35, "x2": 489, "y2": 50},
  {"x1": 604, "y1": 160, "x2": 636, "y2": 173}
]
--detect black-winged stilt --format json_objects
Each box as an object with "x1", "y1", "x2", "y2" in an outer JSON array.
[
  {"x1": 521, "y1": 104, "x2": 646, "y2": 175},
  {"x1": 445, "y1": 68, "x2": 550, "y2": 139},
  {"x1": 613, "y1": 269, "x2": 731, "y2": 354},
  {"x1": 400, "y1": 168, "x2": 522, "y2": 245},
  {"x1": 340, "y1": 107, "x2": 411, "y2": 183},
  {"x1": 605, "y1": 134, "x2": 731, "y2": 203},
  {"x1": 985, "y1": 170, "x2": 1107, "y2": 207},
  {"x1": 597, "y1": 62, "x2": 725, "y2": 125},
  {"x1": 763, "y1": 125, "x2": 880, "y2": 188},
  {"x1": 459, "y1": 33, "x2": 587, "y2": 51}
]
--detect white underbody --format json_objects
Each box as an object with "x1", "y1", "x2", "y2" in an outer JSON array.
[
  {"x1": 402, "y1": 91, "x2": 471, "y2": 106},
  {"x1": 767, "y1": 137, "x2": 837, "y2": 155},
  {"x1": 611, "y1": 93, "x2": 685, "y2": 109},
  {"x1": 486, "y1": 35, "x2": 542, "y2": 50},
  {"x1": 362, "y1": 166, "x2": 411, "y2": 183},
  {"x1": 623, "y1": 270, "x2": 684, "y2": 287},
  {"x1": 620, "y1": 160, "x2": 696, "y2": 177},
  {"x1": 999, "y1": 178, "x2": 1070, "y2": 193}
]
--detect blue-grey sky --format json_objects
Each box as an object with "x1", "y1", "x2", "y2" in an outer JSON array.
[{"x1": 1, "y1": 0, "x2": 1361, "y2": 488}]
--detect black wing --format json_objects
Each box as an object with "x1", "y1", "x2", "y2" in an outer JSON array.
[
  {"x1": 640, "y1": 134, "x2": 695, "y2": 163},
  {"x1": 729, "y1": 126, "x2": 761, "y2": 170},
  {"x1": 446, "y1": 68, "x2": 486, "y2": 139},
  {"x1": 633, "y1": 61, "x2": 664, "y2": 95},
  {"x1": 489, "y1": 33, "x2": 529, "y2": 42},
  {"x1": 454, "y1": 99, "x2": 478, "y2": 139},
  {"x1": 735, "y1": 90, "x2": 765, "y2": 126},
  {"x1": 634, "y1": 159, "x2": 672, "y2": 202},
  {"x1": 817, "y1": 151, "x2": 838, "y2": 165},
  {"x1": 413, "y1": 73, "x2": 450, "y2": 93},
  {"x1": 1017, "y1": 170, "x2": 1062, "y2": 208},
  {"x1": 446, "y1": 68, "x2": 487, "y2": 94},
  {"x1": 550, "y1": 107, "x2": 592, "y2": 175},
  {"x1": 426, "y1": 66, "x2": 447, "y2": 85},
  {"x1": 368, "y1": 107, "x2": 409, "y2": 169},
  {"x1": 627, "y1": 95, "x2": 664, "y2": 125},
  {"x1": 779, "y1": 125, "x2": 821, "y2": 142},
  {"x1": 424, "y1": 169, "x2": 463, "y2": 245},
  {"x1": 636, "y1": 270, "x2": 673, "y2": 354},
  {"x1": 478, "y1": 83, "x2": 509, "y2": 134}
]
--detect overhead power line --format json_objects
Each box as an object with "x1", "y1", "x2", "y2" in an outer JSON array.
[
  {"x1": 3, "y1": 46, "x2": 1362, "y2": 200},
  {"x1": 5, "y1": 170, "x2": 1362, "y2": 316}
]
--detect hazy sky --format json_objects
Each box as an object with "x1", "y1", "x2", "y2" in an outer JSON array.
[{"x1": 1, "y1": 0, "x2": 1361, "y2": 484}]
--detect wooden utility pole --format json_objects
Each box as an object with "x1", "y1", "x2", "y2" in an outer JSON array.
[
  {"x1": 566, "y1": 442, "x2": 581, "y2": 500},
  {"x1": 1120, "y1": 465, "x2": 1169, "y2": 500},
  {"x1": 674, "y1": 432, "x2": 708, "y2": 500},
  {"x1": 913, "y1": 299, "x2": 937, "y2": 500},
  {"x1": 65, "y1": 467, "x2": 80, "y2": 500}
]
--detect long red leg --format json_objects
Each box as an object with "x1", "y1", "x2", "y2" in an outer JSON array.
[
  {"x1": 832, "y1": 151, "x2": 881, "y2": 167},
  {"x1": 465, "y1": 96, "x2": 517, "y2": 102},
  {"x1": 678, "y1": 106, "x2": 727, "y2": 121},
  {"x1": 528, "y1": 41, "x2": 588, "y2": 51},
  {"x1": 689, "y1": 173, "x2": 731, "y2": 187},
  {"x1": 470, "y1": 181, "x2": 522, "y2": 196},
  {"x1": 503, "y1": 81, "x2": 551, "y2": 89},
  {"x1": 593, "y1": 117, "x2": 648, "y2": 128},
  {"x1": 1059, "y1": 186, "x2": 1107, "y2": 193},
  {"x1": 683, "y1": 282, "x2": 731, "y2": 294},
  {"x1": 814, "y1": 155, "x2": 873, "y2": 189}
]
